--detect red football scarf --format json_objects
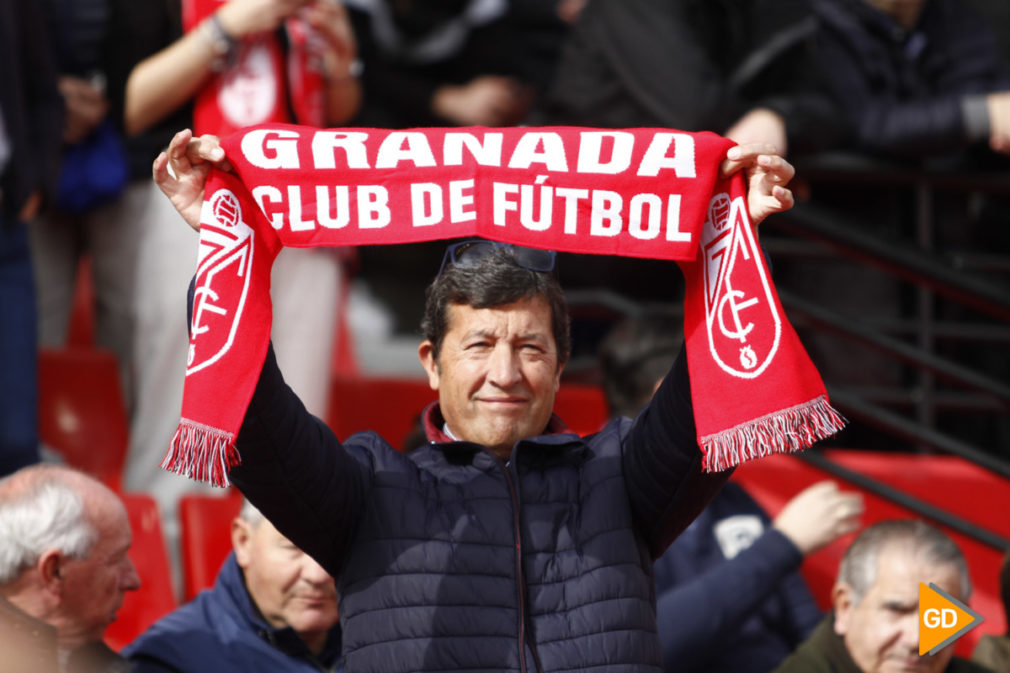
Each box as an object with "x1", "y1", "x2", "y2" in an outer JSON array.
[
  {"x1": 164, "y1": 124, "x2": 845, "y2": 486},
  {"x1": 183, "y1": 0, "x2": 325, "y2": 137}
]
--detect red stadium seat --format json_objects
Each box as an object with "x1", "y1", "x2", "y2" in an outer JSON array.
[
  {"x1": 178, "y1": 491, "x2": 244, "y2": 601},
  {"x1": 104, "y1": 494, "x2": 177, "y2": 651},
  {"x1": 554, "y1": 384, "x2": 608, "y2": 436},
  {"x1": 37, "y1": 347, "x2": 128, "y2": 492}
]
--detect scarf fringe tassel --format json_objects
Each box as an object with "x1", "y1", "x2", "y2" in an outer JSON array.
[
  {"x1": 162, "y1": 419, "x2": 240, "y2": 488},
  {"x1": 700, "y1": 395, "x2": 846, "y2": 473}
]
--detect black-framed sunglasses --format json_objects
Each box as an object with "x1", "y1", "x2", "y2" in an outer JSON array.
[{"x1": 437, "y1": 240, "x2": 557, "y2": 277}]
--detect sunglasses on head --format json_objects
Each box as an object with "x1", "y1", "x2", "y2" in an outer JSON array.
[{"x1": 437, "y1": 240, "x2": 557, "y2": 277}]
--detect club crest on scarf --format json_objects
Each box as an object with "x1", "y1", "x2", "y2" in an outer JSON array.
[
  {"x1": 188, "y1": 189, "x2": 255, "y2": 375},
  {"x1": 702, "y1": 193, "x2": 781, "y2": 379}
]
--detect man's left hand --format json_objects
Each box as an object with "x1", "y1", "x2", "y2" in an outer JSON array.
[
  {"x1": 153, "y1": 129, "x2": 230, "y2": 231},
  {"x1": 302, "y1": 0, "x2": 357, "y2": 80},
  {"x1": 721, "y1": 143, "x2": 795, "y2": 226}
]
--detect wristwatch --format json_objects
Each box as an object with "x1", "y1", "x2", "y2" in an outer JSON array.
[{"x1": 202, "y1": 13, "x2": 237, "y2": 71}]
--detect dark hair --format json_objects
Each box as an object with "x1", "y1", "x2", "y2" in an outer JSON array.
[
  {"x1": 421, "y1": 246, "x2": 570, "y2": 364},
  {"x1": 598, "y1": 309, "x2": 682, "y2": 418}
]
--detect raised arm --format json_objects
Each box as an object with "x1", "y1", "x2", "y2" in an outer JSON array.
[
  {"x1": 655, "y1": 517, "x2": 811, "y2": 671},
  {"x1": 655, "y1": 482, "x2": 862, "y2": 670},
  {"x1": 125, "y1": 0, "x2": 359, "y2": 135},
  {"x1": 621, "y1": 348, "x2": 730, "y2": 557},
  {"x1": 227, "y1": 341, "x2": 371, "y2": 575},
  {"x1": 620, "y1": 144, "x2": 795, "y2": 555},
  {"x1": 163, "y1": 131, "x2": 370, "y2": 573}
]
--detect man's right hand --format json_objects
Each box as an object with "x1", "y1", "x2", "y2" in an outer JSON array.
[
  {"x1": 59, "y1": 75, "x2": 109, "y2": 145},
  {"x1": 987, "y1": 91, "x2": 1010, "y2": 155},
  {"x1": 153, "y1": 129, "x2": 230, "y2": 231},
  {"x1": 772, "y1": 480, "x2": 863, "y2": 555}
]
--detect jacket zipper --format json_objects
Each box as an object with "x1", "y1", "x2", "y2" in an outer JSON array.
[{"x1": 493, "y1": 453, "x2": 543, "y2": 673}]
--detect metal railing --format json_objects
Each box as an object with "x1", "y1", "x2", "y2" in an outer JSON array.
[
  {"x1": 765, "y1": 153, "x2": 1009, "y2": 549},
  {"x1": 567, "y1": 151, "x2": 1010, "y2": 550}
]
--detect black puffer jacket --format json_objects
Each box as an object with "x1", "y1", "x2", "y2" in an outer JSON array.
[
  {"x1": 230, "y1": 346, "x2": 727, "y2": 672},
  {"x1": 812, "y1": 0, "x2": 1010, "y2": 158}
]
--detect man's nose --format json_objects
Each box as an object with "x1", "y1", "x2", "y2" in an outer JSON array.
[
  {"x1": 487, "y1": 345, "x2": 522, "y2": 387},
  {"x1": 122, "y1": 558, "x2": 142, "y2": 592}
]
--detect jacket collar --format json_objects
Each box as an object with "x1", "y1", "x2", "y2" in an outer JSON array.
[{"x1": 420, "y1": 401, "x2": 571, "y2": 447}]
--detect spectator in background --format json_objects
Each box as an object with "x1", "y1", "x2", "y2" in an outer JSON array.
[
  {"x1": 340, "y1": 0, "x2": 577, "y2": 333},
  {"x1": 344, "y1": 0, "x2": 570, "y2": 129},
  {"x1": 125, "y1": 499, "x2": 341, "y2": 673},
  {"x1": 773, "y1": 519, "x2": 989, "y2": 673},
  {"x1": 811, "y1": 0, "x2": 1010, "y2": 162},
  {"x1": 972, "y1": 549, "x2": 1010, "y2": 672},
  {"x1": 0, "y1": 0, "x2": 63, "y2": 478},
  {"x1": 796, "y1": 0, "x2": 1010, "y2": 452},
  {"x1": 0, "y1": 464, "x2": 140, "y2": 673},
  {"x1": 30, "y1": 0, "x2": 138, "y2": 413},
  {"x1": 525, "y1": 0, "x2": 842, "y2": 351},
  {"x1": 536, "y1": 0, "x2": 843, "y2": 155},
  {"x1": 116, "y1": 0, "x2": 361, "y2": 557},
  {"x1": 599, "y1": 310, "x2": 863, "y2": 673}
]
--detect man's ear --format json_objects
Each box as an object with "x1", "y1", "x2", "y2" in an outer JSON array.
[
  {"x1": 231, "y1": 518, "x2": 253, "y2": 569},
  {"x1": 418, "y1": 341, "x2": 440, "y2": 392},
  {"x1": 832, "y1": 582, "x2": 855, "y2": 636},
  {"x1": 38, "y1": 549, "x2": 65, "y2": 594}
]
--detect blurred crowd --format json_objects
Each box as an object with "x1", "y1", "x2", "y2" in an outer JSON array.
[{"x1": 1, "y1": 0, "x2": 1009, "y2": 671}]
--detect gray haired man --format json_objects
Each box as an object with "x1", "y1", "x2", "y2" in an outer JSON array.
[
  {"x1": 0, "y1": 464, "x2": 140, "y2": 672},
  {"x1": 773, "y1": 519, "x2": 988, "y2": 673}
]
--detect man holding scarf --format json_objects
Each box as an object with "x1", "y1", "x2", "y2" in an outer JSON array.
[{"x1": 154, "y1": 128, "x2": 820, "y2": 672}]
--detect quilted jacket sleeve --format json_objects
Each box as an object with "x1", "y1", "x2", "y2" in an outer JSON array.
[
  {"x1": 227, "y1": 345, "x2": 373, "y2": 577},
  {"x1": 184, "y1": 279, "x2": 369, "y2": 575},
  {"x1": 620, "y1": 347, "x2": 730, "y2": 558}
]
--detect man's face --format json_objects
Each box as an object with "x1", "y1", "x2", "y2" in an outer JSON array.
[
  {"x1": 58, "y1": 495, "x2": 140, "y2": 648},
  {"x1": 234, "y1": 517, "x2": 338, "y2": 653},
  {"x1": 419, "y1": 297, "x2": 563, "y2": 457},
  {"x1": 834, "y1": 544, "x2": 964, "y2": 673}
]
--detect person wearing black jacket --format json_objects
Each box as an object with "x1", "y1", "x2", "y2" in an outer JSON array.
[
  {"x1": 155, "y1": 130, "x2": 796, "y2": 672},
  {"x1": 0, "y1": 0, "x2": 63, "y2": 478},
  {"x1": 811, "y1": 0, "x2": 1010, "y2": 161},
  {"x1": 536, "y1": 0, "x2": 843, "y2": 156}
]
